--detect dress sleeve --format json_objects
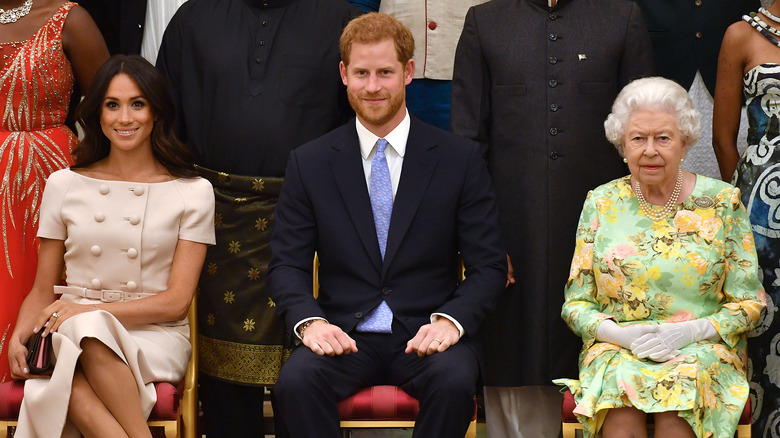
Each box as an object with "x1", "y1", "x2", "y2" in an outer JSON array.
[
  {"x1": 37, "y1": 170, "x2": 72, "y2": 241},
  {"x1": 561, "y1": 190, "x2": 613, "y2": 349},
  {"x1": 706, "y1": 186, "x2": 767, "y2": 348},
  {"x1": 177, "y1": 177, "x2": 216, "y2": 245}
]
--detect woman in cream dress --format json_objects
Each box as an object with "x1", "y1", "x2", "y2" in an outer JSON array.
[{"x1": 6, "y1": 55, "x2": 214, "y2": 438}]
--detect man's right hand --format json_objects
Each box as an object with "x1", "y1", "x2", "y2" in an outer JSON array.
[{"x1": 302, "y1": 320, "x2": 358, "y2": 357}]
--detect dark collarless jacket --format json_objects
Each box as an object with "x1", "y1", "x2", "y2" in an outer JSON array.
[
  {"x1": 76, "y1": 0, "x2": 146, "y2": 55},
  {"x1": 451, "y1": 0, "x2": 654, "y2": 386},
  {"x1": 268, "y1": 116, "x2": 507, "y2": 358},
  {"x1": 630, "y1": 0, "x2": 759, "y2": 95}
]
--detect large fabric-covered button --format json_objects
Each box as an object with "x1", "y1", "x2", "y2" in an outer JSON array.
[
  {"x1": 129, "y1": 215, "x2": 141, "y2": 225},
  {"x1": 91, "y1": 245, "x2": 102, "y2": 256},
  {"x1": 91, "y1": 278, "x2": 101, "y2": 289},
  {"x1": 127, "y1": 248, "x2": 138, "y2": 259},
  {"x1": 94, "y1": 212, "x2": 105, "y2": 222},
  {"x1": 132, "y1": 185, "x2": 145, "y2": 196},
  {"x1": 99, "y1": 184, "x2": 110, "y2": 195},
  {"x1": 127, "y1": 281, "x2": 138, "y2": 291}
]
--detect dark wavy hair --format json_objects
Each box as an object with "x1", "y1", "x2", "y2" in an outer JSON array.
[{"x1": 71, "y1": 55, "x2": 196, "y2": 177}]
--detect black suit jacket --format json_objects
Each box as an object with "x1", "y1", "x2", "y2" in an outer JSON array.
[{"x1": 268, "y1": 116, "x2": 507, "y2": 347}]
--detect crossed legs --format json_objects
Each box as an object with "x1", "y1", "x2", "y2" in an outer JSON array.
[{"x1": 67, "y1": 337, "x2": 151, "y2": 438}]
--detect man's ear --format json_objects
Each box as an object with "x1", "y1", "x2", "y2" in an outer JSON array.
[
  {"x1": 339, "y1": 61, "x2": 348, "y2": 86},
  {"x1": 404, "y1": 59, "x2": 415, "y2": 85}
]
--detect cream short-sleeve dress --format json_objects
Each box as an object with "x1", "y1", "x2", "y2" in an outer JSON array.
[{"x1": 15, "y1": 168, "x2": 215, "y2": 438}]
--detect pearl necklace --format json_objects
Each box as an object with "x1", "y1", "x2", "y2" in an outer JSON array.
[
  {"x1": 0, "y1": 0, "x2": 32, "y2": 24},
  {"x1": 761, "y1": 7, "x2": 780, "y2": 23},
  {"x1": 634, "y1": 170, "x2": 683, "y2": 221}
]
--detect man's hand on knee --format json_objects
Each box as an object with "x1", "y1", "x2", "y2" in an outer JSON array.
[
  {"x1": 302, "y1": 320, "x2": 358, "y2": 357},
  {"x1": 405, "y1": 318, "x2": 460, "y2": 358}
]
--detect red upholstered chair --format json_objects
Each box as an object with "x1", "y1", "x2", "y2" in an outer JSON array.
[
  {"x1": 561, "y1": 388, "x2": 751, "y2": 438},
  {"x1": 338, "y1": 385, "x2": 477, "y2": 437},
  {"x1": 313, "y1": 255, "x2": 477, "y2": 437},
  {"x1": 0, "y1": 299, "x2": 199, "y2": 438}
]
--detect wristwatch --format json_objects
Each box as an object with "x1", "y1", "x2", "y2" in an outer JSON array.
[{"x1": 298, "y1": 319, "x2": 318, "y2": 338}]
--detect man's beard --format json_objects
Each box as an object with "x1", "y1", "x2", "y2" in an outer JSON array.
[{"x1": 347, "y1": 88, "x2": 405, "y2": 128}]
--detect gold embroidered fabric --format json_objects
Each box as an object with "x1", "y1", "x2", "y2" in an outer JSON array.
[
  {"x1": 0, "y1": 2, "x2": 77, "y2": 383},
  {"x1": 196, "y1": 167, "x2": 289, "y2": 385}
]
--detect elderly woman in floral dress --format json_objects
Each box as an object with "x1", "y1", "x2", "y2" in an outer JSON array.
[{"x1": 555, "y1": 77, "x2": 766, "y2": 438}]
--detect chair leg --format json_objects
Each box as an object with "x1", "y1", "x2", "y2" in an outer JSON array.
[
  {"x1": 736, "y1": 423, "x2": 751, "y2": 438},
  {"x1": 465, "y1": 418, "x2": 477, "y2": 438},
  {"x1": 0, "y1": 421, "x2": 9, "y2": 438},
  {"x1": 562, "y1": 422, "x2": 579, "y2": 438},
  {"x1": 164, "y1": 421, "x2": 176, "y2": 438}
]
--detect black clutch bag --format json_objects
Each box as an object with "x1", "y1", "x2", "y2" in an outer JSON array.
[{"x1": 25, "y1": 329, "x2": 53, "y2": 375}]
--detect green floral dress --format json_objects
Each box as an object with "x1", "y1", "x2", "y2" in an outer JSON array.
[{"x1": 554, "y1": 175, "x2": 766, "y2": 438}]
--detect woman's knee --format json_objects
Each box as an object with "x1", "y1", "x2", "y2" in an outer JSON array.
[
  {"x1": 654, "y1": 411, "x2": 695, "y2": 437},
  {"x1": 602, "y1": 406, "x2": 648, "y2": 438}
]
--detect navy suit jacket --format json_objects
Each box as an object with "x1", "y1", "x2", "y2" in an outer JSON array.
[{"x1": 268, "y1": 116, "x2": 507, "y2": 348}]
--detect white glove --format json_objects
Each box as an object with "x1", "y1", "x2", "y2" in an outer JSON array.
[
  {"x1": 596, "y1": 320, "x2": 659, "y2": 349},
  {"x1": 630, "y1": 319, "x2": 720, "y2": 362}
]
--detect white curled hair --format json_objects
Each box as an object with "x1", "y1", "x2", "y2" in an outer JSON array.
[{"x1": 604, "y1": 76, "x2": 701, "y2": 156}]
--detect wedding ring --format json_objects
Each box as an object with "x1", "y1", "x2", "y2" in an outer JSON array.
[
  {"x1": 433, "y1": 338, "x2": 442, "y2": 343},
  {"x1": 52, "y1": 312, "x2": 59, "y2": 318}
]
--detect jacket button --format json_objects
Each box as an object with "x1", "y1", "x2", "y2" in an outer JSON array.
[
  {"x1": 355, "y1": 312, "x2": 363, "y2": 319},
  {"x1": 99, "y1": 184, "x2": 110, "y2": 195},
  {"x1": 132, "y1": 185, "x2": 145, "y2": 196},
  {"x1": 549, "y1": 33, "x2": 557, "y2": 41},
  {"x1": 695, "y1": 31, "x2": 703, "y2": 39},
  {"x1": 548, "y1": 56, "x2": 558, "y2": 64},
  {"x1": 550, "y1": 152, "x2": 560, "y2": 160},
  {"x1": 549, "y1": 127, "x2": 559, "y2": 136},
  {"x1": 549, "y1": 12, "x2": 557, "y2": 20},
  {"x1": 550, "y1": 103, "x2": 559, "y2": 112},
  {"x1": 428, "y1": 21, "x2": 437, "y2": 30},
  {"x1": 91, "y1": 245, "x2": 102, "y2": 256},
  {"x1": 382, "y1": 287, "x2": 391, "y2": 296},
  {"x1": 548, "y1": 79, "x2": 558, "y2": 87},
  {"x1": 694, "y1": 0, "x2": 702, "y2": 6}
]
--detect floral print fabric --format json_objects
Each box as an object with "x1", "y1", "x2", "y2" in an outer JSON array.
[{"x1": 554, "y1": 175, "x2": 766, "y2": 438}]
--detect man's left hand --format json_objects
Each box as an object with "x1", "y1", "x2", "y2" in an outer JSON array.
[{"x1": 405, "y1": 318, "x2": 460, "y2": 357}]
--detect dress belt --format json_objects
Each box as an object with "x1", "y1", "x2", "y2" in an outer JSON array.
[{"x1": 54, "y1": 285, "x2": 154, "y2": 302}]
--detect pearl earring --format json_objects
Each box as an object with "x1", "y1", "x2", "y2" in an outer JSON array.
[
  {"x1": 623, "y1": 158, "x2": 627, "y2": 163},
  {"x1": 681, "y1": 158, "x2": 685, "y2": 163}
]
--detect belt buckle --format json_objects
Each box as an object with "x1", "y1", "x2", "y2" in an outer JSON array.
[{"x1": 101, "y1": 291, "x2": 123, "y2": 302}]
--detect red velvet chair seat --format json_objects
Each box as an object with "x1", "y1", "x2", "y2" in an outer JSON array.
[
  {"x1": 338, "y1": 385, "x2": 420, "y2": 421},
  {"x1": 0, "y1": 379, "x2": 182, "y2": 421}
]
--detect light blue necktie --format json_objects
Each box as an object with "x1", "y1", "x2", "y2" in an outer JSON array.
[{"x1": 356, "y1": 138, "x2": 393, "y2": 333}]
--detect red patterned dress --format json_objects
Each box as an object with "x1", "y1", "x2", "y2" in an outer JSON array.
[{"x1": 0, "y1": 2, "x2": 77, "y2": 382}]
